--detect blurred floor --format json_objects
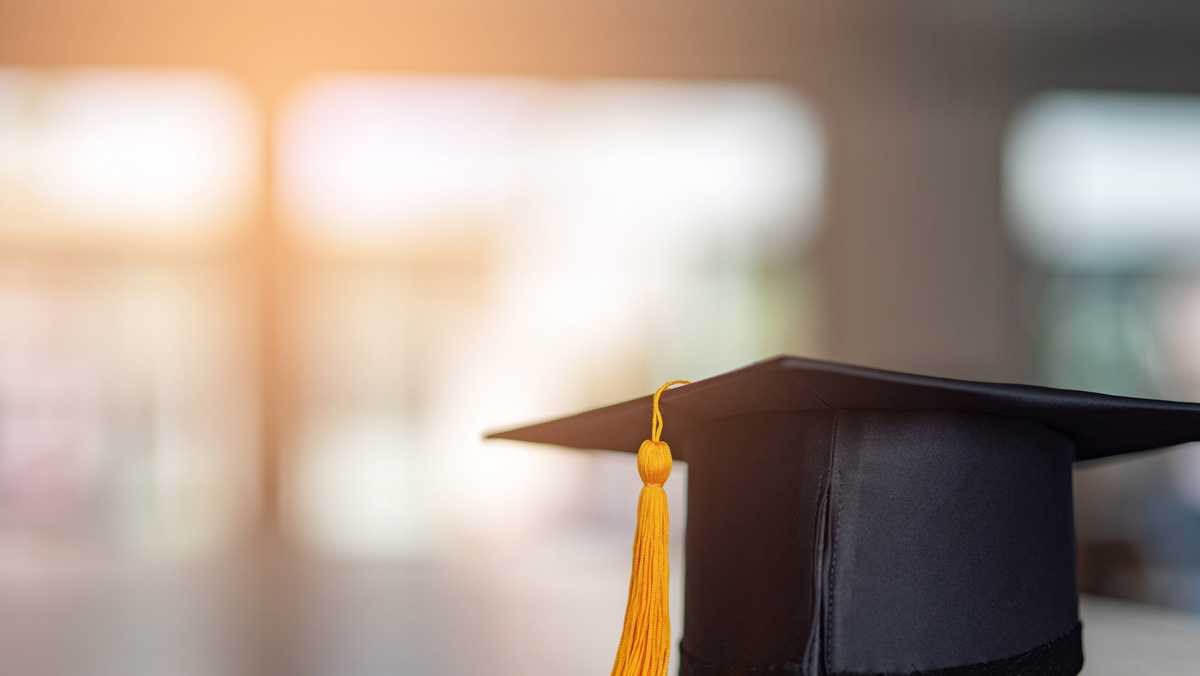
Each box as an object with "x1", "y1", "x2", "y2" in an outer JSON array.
[
  {"x1": 1079, "y1": 596, "x2": 1200, "y2": 676},
  {"x1": 2, "y1": 541, "x2": 1198, "y2": 676}
]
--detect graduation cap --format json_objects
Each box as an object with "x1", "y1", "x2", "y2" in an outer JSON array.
[{"x1": 486, "y1": 356, "x2": 1200, "y2": 676}]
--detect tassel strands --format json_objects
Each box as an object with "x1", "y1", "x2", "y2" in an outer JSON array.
[{"x1": 611, "y1": 379, "x2": 690, "y2": 676}]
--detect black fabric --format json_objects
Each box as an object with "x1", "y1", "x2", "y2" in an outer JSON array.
[
  {"x1": 486, "y1": 355, "x2": 1200, "y2": 462},
  {"x1": 679, "y1": 624, "x2": 1083, "y2": 676},
  {"x1": 679, "y1": 411, "x2": 834, "y2": 668},
  {"x1": 826, "y1": 411, "x2": 1079, "y2": 674},
  {"x1": 672, "y1": 409, "x2": 1081, "y2": 676}
]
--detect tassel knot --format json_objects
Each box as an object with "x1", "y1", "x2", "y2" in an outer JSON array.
[{"x1": 637, "y1": 440, "x2": 672, "y2": 486}]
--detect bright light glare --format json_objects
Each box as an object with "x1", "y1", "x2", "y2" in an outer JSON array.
[
  {"x1": 279, "y1": 77, "x2": 822, "y2": 251},
  {"x1": 279, "y1": 78, "x2": 532, "y2": 236},
  {"x1": 0, "y1": 69, "x2": 257, "y2": 235},
  {"x1": 533, "y1": 83, "x2": 822, "y2": 253},
  {"x1": 1007, "y1": 91, "x2": 1200, "y2": 265}
]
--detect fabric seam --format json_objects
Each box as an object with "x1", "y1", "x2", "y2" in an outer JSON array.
[{"x1": 825, "y1": 410, "x2": 842, "y2": 676}]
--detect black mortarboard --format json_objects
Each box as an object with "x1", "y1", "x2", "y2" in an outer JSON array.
[{"x1": 486, "y1": 356, "x2": 1200, "y2": 676}]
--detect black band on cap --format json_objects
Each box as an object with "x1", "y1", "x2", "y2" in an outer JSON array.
[{"x1": 679, "y1": 623, "x2": 1083, "y2": 676}]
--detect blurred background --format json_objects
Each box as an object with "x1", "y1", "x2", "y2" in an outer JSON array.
[{"x1": 1, "y1": 1, "x2": 1200, "y2": 674}]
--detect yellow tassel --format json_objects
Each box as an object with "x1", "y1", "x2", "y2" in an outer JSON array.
[{"x1": 611, "y1": 379, "x2": 690, "y2": 676}]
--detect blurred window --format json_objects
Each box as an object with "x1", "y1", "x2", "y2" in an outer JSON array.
[
  {"x1": 1006, "y1": 91, "x2": 1200, "y2": 268},
  {"x1": 0, "y1": 70, "x2": 259, "y2": 562},
  {"x1": 279, "y1": 77, "x2": 822, "y2": 248},
  {"x1": 1005, "y1": 91, "x2": 1200, "y2": 393},
  {"x1": 278, "y1": 76, "x2": 825, "y2": 556},
  {"x1": 0, "y1": 70, "x2": 257, "y2": 242}
]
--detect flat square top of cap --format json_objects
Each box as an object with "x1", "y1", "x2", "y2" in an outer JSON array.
[{"x1": 485, "y1": 355, "x2": 1200, "y2": 462}]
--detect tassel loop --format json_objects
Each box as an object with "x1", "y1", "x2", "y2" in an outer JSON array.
[{"x1": 651, "y1": 379, "x2": 691, "y2": 442}]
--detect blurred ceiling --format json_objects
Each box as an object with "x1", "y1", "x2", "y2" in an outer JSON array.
[{"x1": 2, "y1": 1, "x2": 1200, "y2": 94}]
